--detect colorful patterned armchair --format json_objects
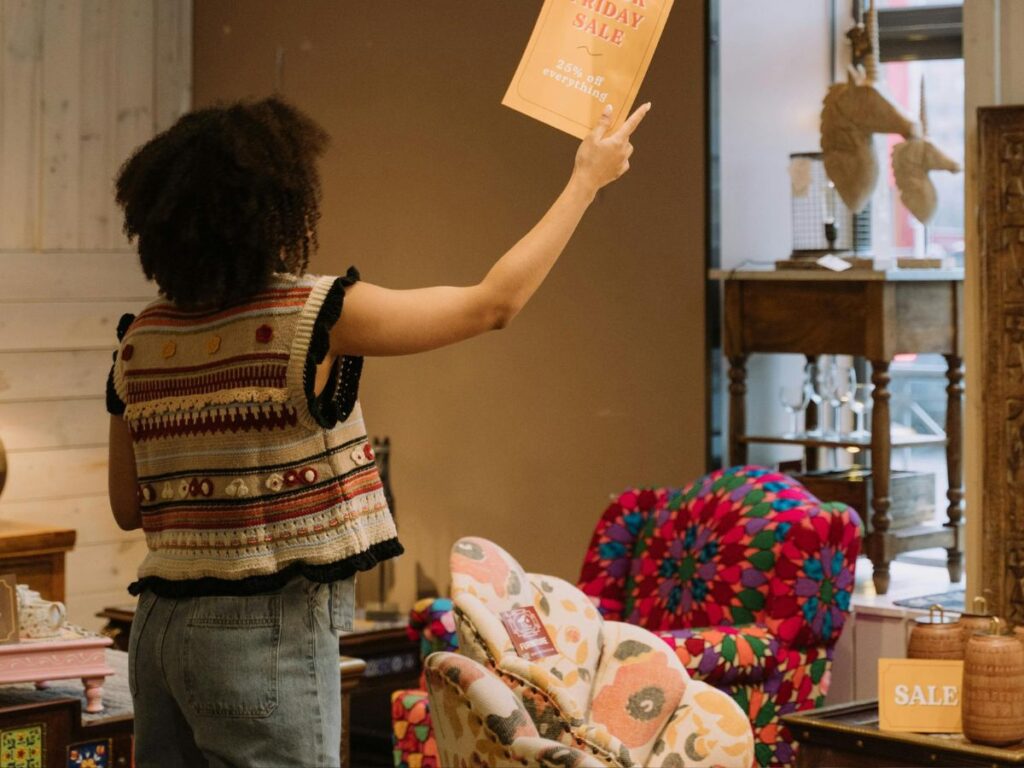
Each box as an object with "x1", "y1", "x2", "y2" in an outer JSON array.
[
  {"x1": 392, "y1": 597, "x2": 459, "y2": 768},
  {"x1": 451, "y1": 536, "x2": 755, "y2": 768},
  {"x1": 578, "y1": 466, "x2": 862, "y2": 767},
  {"x1": 425, "y1": 651, "x2": 606, "y2": 768}
]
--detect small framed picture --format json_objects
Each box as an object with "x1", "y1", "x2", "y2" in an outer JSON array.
[{"x1": 0, "y1": 574, "x2": 20, "y2": 645}]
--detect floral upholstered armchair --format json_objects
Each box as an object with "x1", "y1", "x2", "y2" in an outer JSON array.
[
  {"x1": 425, "y1": 651, "x2": 605, "y2": 768},
  {"x1": 391, "y1": 597, "x2": 459, "y2": 768},
  {"x1": 450, "y1": 536, "x2": 755, "y2": 768},
  {"x1": 578, "y1": 465, "x2": 862, "y2": 767}
]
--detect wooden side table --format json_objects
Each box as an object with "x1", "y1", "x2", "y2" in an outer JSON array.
[
  {"x1": 0, "y1": 521, "x2": 76, "y2": 602},
  {"x1": 712, "y1": 268, "x2": 964, "y2": 595},
  {"x1": 782, "y1": 700, "x2": 1024, "y2": 767}
]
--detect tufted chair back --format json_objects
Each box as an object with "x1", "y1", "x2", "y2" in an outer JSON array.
[
  {"x1": 450, "y1": 537, "x2": 755, "y2": 768},
  {"x1": 579, "y1": 467, "x2": 861, "y2": 649},
  {"x1": 576, "y1": 466, "x2": 863, "y2": 767}
]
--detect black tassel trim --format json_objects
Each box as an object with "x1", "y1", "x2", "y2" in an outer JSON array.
[
  {"x1": 116, "y1": 313, "x2": 136, "y2": 341},
  {"x1": 106, "y1": 364, "x2": 126, "y2": 416},
  {"x1": 305, "y1": 267, "x2": 363, "y2": 428},
  {"x1": 105, "y1": 313, "x2": 135, "y2": 416},
  {"x1": 127, "y1": 537, "x2": 404, "y2": 598}
]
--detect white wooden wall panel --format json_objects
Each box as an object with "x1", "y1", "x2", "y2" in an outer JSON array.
[
  {"x1": 0, "y1": 0, "x2": 42, "y2": 249},
  {"x1": 0, "y1": 301, "x2": 143, "y2": 351},
  {"x1": 1, "y1": 496, "x2": 132, "y2": 546},
  {"x1": 0, "y1": 252, "x2": 152, "y2": 300},
  {"x1": 154, "y1": 0, "x2": 191, "y2": 132},
  {"x1": 41, "y1": 0, "x2": 82, "y2": 250},
  {"x1": 78, "y1": 0, "x2": 114, "y2": 249},
  {"x1": 0, "y1": 0, "x2": 191, "y2": 631},
  {"x1": 109, "y1": 0, "x2": 154, "y2": 251},
  {"x1": 3, "y1": 446, "x2": 108, "y2": 503},
  {"x1": 0, "y1": 400, "x2": 107, "y2": 450},
  {"x1": 0, "y1": 350, "x2": 113, "y2": 401}
]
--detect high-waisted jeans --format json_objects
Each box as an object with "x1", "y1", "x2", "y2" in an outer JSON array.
[{"x1": 129, "y1": 575, "x2": 355, "y2": 768}]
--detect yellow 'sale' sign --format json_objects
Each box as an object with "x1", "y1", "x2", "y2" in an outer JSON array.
[
  {"x1": 878, "y1": 659, "x2": 964, "y2": 733},
  {"x1": 502, "y1": 0, "x2": 675, "y2": 139}
]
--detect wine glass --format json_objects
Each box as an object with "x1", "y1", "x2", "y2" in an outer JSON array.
[
  {"x1": 824, "y1": 358, "x2": 850, "y2": 438},
  {"x1": 849, "y1": 382, "x2": 874, "y2": 439},
  {"x1": 803, "y1": 360, "x2": 824, "y2": 437},
  {"x1": 835, "y1": 366, "x2": 858, "y2": 436},
  {"x1": 779, "y1": 383, "x2": 810, "y2": 438}
]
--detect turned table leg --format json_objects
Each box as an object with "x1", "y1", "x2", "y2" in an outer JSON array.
[
  {"x1": 83, "y1": 677, "x2": 105, "y2": 713},
  {"x1": 945, "y1": 354, "x2": 964, "y2": 584},
  {"x1": 869, "y1": 361, "x2": 893, "y2": 595},
  {"x1": 728, "y1": 355, "x2": 748, "y2": 467}
]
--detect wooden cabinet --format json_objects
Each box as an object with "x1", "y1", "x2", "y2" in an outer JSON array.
[
  {"x1": 712, "y1": 268, "x2": 964, "y2": 595},
  {"x1": 0, "y1": 521, "x2": 76, "y2": 602},
  {"x1": 0, "y1": 698, "x2": 133, "y2": 768},
  {"x1": 0, "y1": 649, "x2": 131, "y2": 768}
]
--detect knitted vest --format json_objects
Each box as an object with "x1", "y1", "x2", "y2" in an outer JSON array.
[{"x1": 107, "y1": 268, "x2": 402, "y2": 596}]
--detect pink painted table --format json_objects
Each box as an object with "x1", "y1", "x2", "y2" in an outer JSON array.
[{"x1": 0, "y1": 628, "x2": 113, "y2": 713}]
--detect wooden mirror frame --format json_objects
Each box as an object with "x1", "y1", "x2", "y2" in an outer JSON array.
[{"x1": 977, "y1": 105, "x2": 1024, "y2": 622}]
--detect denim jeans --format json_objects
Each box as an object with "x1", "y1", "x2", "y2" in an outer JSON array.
[{"x1": 129, "y1": 575, "x2": 355, "y2": 768}]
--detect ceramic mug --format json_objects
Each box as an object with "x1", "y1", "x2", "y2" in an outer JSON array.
[
  {"x1": 16, "y1": 585, "x2": 66, "y2": 639},
  {"x1": 15, "y1": 584, "x2": 40, "y2": 608}
]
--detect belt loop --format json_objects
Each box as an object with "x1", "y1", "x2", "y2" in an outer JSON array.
[{"x1": 330, "y1": 577, "x2": 355, "y2": 632}]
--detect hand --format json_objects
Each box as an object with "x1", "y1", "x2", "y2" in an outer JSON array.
[{"x1": 572, "y1": 102, "x2": 652, "y2": 195}]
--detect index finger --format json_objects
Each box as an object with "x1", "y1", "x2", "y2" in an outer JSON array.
[{"x1": 612, "y1": 102, "x2": 652, "y2": 139}]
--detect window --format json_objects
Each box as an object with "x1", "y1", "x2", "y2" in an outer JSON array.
[
  {"x1": 875, "y1": 57, "x2": 964, "y2": 262},
  {"x1": 864, "y1": 1, "x2": 964, "y2": 568},
  {"x1": 865, "y1": 2, "x2": 965, "y2": 262}
]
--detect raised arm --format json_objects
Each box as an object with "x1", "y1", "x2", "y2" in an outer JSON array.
[{"x1": 329, "y1": 102, "x2": 651, "y2": 357}]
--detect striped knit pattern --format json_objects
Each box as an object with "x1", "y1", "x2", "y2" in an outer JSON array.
[{"x1": 110, "y1": 271, "x2": 400, "y2": 590}]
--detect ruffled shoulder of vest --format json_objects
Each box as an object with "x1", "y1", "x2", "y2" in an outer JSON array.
[
  {"x1": 110, "y1": 271, "x2": 362, "y2": 427},
  {"x1": 105, "y1": 312, "x2": 138, "y2": 416},
  {"x1": 286, "y1": 268, "x2": 363, "y2": 430}
]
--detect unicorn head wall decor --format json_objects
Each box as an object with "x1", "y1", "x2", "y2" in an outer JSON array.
[
  {"x1": 820, "y1": 0, "x2": 919, "y2": 213},
  {"x1": 892, "y1": 77, "x2": 961, "y2": 225}
]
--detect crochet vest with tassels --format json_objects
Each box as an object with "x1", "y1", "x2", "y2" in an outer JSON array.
[{"x1": 106, "y1": 268, "x2": 402, "y2": 597}]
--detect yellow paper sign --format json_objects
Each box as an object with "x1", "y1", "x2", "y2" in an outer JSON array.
[
  {"x1": 502, "y1": 0, "x2": 675, "y2": 138},
  {"x1": 878, "y1": 659, "x2": 964, "y2": 733}
]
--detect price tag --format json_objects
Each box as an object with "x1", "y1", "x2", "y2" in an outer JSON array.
[{"x1": 500, "y1": 606, "x2": 559, "y2": 661}]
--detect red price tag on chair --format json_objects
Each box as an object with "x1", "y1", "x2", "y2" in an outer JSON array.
[{"x1": 500, "y1": 606, "x2": 558, "y2": 661}]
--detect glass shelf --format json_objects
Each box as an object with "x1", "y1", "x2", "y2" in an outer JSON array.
[{"x1": 739, "y1": 432, "x2": 946, "y2": 449}]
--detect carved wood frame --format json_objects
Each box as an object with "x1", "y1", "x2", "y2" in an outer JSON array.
[{"x1": 979, "y1": 106, "x2": 1024, "y2": 623}]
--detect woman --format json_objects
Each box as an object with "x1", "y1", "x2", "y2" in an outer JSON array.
[{"x1": 107, "y1": 96, "x2": 649, "y2": 767}]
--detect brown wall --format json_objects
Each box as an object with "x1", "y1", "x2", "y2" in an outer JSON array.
[{"x1": 194, "y1": 0, "x2": 707, "y2": 606}]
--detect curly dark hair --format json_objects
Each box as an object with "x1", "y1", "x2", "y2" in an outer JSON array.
[{"x1": 115, "y1": 97, "x2": 329, "y2": 309}]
